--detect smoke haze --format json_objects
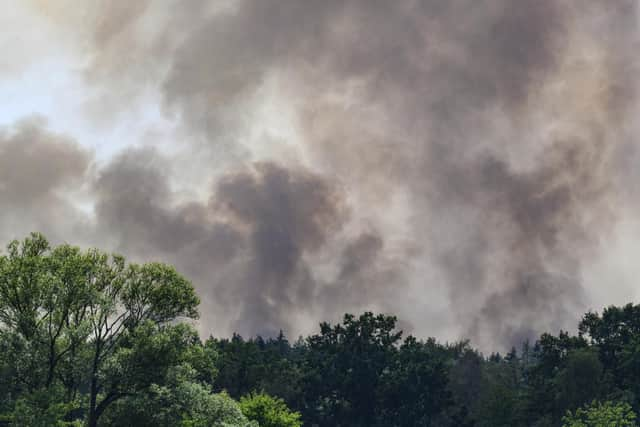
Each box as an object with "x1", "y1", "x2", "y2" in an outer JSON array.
[{"x1": 1, "y1": 0, "x2": 638, "y2": 349}]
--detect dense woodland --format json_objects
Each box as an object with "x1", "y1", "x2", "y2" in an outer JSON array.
[{"x1": 1, "y1": 234, "x2": 639, "y2": 426}]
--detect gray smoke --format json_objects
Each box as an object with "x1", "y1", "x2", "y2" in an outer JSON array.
[
  {"x1": 0, "y1": 117, "x2": 92, "y2": 243},
  {"x1": 6, "y1": 0, "x2": 640, "y2": 349}
]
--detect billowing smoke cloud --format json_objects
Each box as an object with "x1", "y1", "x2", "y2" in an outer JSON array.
[
  {"x1": 0, "y1": 117, "x2": 92, "y2": 243},
  {"x1": 92, "y1": 150, "x2": 350, "y2": 336},
  {"x1": 215, "y1": 162, "x2": 348, "y2": 335},
  {"x1": 6, "y1": 0, "x2": 640, "y2": 349}
]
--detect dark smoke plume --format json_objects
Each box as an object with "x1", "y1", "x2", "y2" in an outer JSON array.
[
  {"x1": 0, "y1": 117, "x2": 92, "y2": 243},
  {"x1": 8, "y1": 0, "x2": 640, "y2": 349}
]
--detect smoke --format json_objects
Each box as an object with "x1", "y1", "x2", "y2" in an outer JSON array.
[
  {"x1": 5, "y1": 0, "x2": 639, "y2": 349},
  {"x1": 0, "y1": 117, "x2": 92, "y2": 243},
  {"x1": 93, "y1": 151, "x2": 349, "y2": 336}
]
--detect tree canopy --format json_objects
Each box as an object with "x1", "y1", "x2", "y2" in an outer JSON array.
[
  {"x1": 0, "y1": 234, "x2": 256, "y2": 426},
  {"x1": 2, "y1": 233, "x2": 640, "y2": 426},
  {"x1": 562, "y1": 400, "x2": 636, "y2": 427}
]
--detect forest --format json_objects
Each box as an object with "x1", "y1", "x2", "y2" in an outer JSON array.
[{"x1": 1, "y1": 234, "x2": 639, "y2": 427}]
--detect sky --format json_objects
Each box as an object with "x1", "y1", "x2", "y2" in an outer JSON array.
[{"x1": 1, "y1": 0, "x2": 639, "y2": 351}]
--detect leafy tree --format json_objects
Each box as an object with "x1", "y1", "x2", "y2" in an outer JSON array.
[
  {"x1": 377, "y1": 336, "x2": 453, "y2": 426},
  {"x1": 303, "y1": 312, "x2": 402, "y2": 426},
  {"x1": 474, "y1": 354, "x2": 523, "y2": 427},
  {"x1": 445, "y1": 344, "x2": 484, "y2": 426},
  {"x1": 553, "y1": 348, "x2": 604, "y2": 413},
  {"x1": 211, "y1": 331, "x2": 304, "y2": 408},
  {"x1": 211, "y1": 334, "x2": 263, "y2": 398},
  {"x1": 580, "y1": 304, "x2": 640, "y2": 368},
  {"x1": 3, "y1": 386, "x2": 81, "y2": 427},
  {"x1": 6, "y1": 234, "x2": 640, "y2": 427},
  {"x1": 580, "y1": 304, "x2": 640, "y2": 408},
  {"x1": 0, "y1": 233, "x2": 200, "y2": 426},
  {"x1": 523, "y1": 332, "x2": 590, "y2": 424},
  {"x1": 102, "y1": 363, "x2": 255, "y2": 427},
  {"x1": 562, "y1": 400, "x2": 636, "y2": 427},
  {"x1": 240, "y1": 392, "x2": 302, "y2": 427}
]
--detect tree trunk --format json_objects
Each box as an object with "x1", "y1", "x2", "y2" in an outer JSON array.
[
  {"x1": 88, "y1": 374, "x2": 99, "y2": 427},
  {"x1": 88, "y1": 343, "x2": 101, "y2": 427}
]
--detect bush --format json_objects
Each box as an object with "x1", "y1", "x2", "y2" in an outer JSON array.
[{"x1": 240, "y1": 392, "x2": 302, "y2": 427}]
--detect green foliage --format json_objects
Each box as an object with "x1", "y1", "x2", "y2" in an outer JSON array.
[
  {"x1": 553, "y1": 348, "x2": 604, "y2": 412},
  {"x1": 473, "y1": 355, "x2": 523, "y2": 427},
  {"x1": 101, "y1": 364, "x2": 255, "y2": 427},
  {"x1": 377, "y1": 336, "x2": 453, "y2": 426},
  {"x1": 580, "y1": 304, "x2": 640, "y2": 409},
  {"x1": 562, "y1": 400, "x2": 637, "y2": 427},
  {"x1": 5, "y1": 234, "x2": 640, "y2": 427},
  {"x1": 3, "y1": 387, "x2": 82, "y2": 427},
  {"x1": 303, "y1": 312, "x2": 402, "y2": 426},
  {"x1": 212, "y1": 332, "x2": 303, "y2": 406},
  {"x1": 0, "y1": 234, "x2": 205, "y2": 426},
  {"x1": 240, "y1": 392, "x2": 302, "y2": 427},
  {"x1": 207, "y1": 303, "x2": 640, "y2": 427}
]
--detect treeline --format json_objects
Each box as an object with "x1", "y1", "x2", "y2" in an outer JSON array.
[
  {"x1": 1, "y1": 234, "x2": 639, "y2": 426},
  {"x1": 0, "y1": 234, "x2": 298, "y2": 427},
  {"x1": 208, "y1": 308, "x2": 639, "y2": 427}
]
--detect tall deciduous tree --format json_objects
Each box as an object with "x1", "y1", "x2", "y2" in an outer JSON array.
[
  {"x1": 304, "y1": 312, "x2": 402, "y2": 426},
  {"x1": 0, "y1": 233, "x2": 200, "y2": 426}
]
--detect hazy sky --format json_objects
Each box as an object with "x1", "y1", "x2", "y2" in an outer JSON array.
[{"x1": 1, "y1": 0, "x2": 639, "y2": 350}]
